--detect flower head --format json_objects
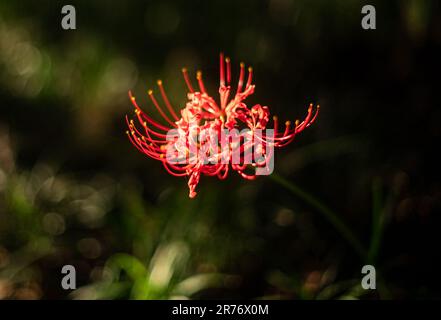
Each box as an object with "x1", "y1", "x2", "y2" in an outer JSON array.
[{"x1": 126, "y1": 53, "x2": 319, "y2": 198}]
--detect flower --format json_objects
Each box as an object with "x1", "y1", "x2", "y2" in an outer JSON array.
[{"x1": 126, "y1": 53, "x2": 319, "y2": 198}]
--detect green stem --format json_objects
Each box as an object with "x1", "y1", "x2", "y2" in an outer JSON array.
[{"x1": 270, "y1": 173, "x2": 367, "y2": 261}]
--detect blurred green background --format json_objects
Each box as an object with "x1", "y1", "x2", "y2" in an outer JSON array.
[{"x1": 0, "y1": 0, "x2": 440, "y2": 299}]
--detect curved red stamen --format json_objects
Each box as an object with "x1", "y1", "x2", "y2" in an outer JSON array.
[
  {"x1": 236, "y1": 62, "x2": 245, "y2": 95},
  {"x1": 225, "y1": 57, "x2": 231, "y2": 85},
  {"x1": 148, "y1": 90, "x2": 177, "y2": 128},
  {"x1": 219, "y1": 52, "x2": 225, "y2": 87},
  {"x1": 196, "y1": 71, "x2": 207, "y2": 94},
  {"x1": 182, "y1": 68, "x2": 195, "y2": 93},
  {"x1": 246, "y1": 66, "x2": 253, "y2": 89},
  {"x1": 157, "y1": 80, "x2": 179, "y2": 121}
]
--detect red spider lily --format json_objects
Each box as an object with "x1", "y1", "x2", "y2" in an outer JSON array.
[{"x1": 126, "y1": 53, "x2": 319, "y2": 198}]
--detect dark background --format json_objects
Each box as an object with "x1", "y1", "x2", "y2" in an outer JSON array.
[{"x1": 0, "y1": 0, "x2": 440, "y2": 299}]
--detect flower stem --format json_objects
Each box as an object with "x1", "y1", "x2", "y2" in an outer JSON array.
[{"x1": 270, "y1": 173, "x2": 367, "y2": 260}]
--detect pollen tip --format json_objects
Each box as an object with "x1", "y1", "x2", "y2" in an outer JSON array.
[
  {"x1": 285, "y1": 121, "x2": 291, "y2": 126},
  {"x1": 248, "y1": 66, "x2": 253, "y2": 72},
  {"x1": 182, "y1": 67, "x2": 187, "y2": 72},
  {"x1": 157, "y1": 79, "x2": 162, "y2": 85},
  {"x1": 240, "y1": 62, "x2": 245, "y2": 67},
  {"x1": 196, "y1": 70, "x2": 202, "y2": 79},
  {"x1": 148, "y1": 89, "x2": 153, "y2": 95},
  {"x1": 131, "y1": 96, "x2": 135, "y2": 101},
  {"x1": 125, "y1": 130, "x2": 129, "y2": 135},
  {"x1": 273, "y1": 115, "x2": 278, "y2": 121},
  {"x1": 317, "y1": 105, "x2": 320, "y2": 109},
  {"x1": 295, "y1": 120, "x2": 300, "y2": 126},
  {"x1": 225, "y1": 57, "x2": 230, "y2": 62}
]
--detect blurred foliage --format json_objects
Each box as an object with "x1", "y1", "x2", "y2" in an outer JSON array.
[{"x1": 1, "y1": 0, "x2": 440, "y2": 299}]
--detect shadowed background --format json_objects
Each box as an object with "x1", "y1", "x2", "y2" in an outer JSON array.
[{"x1": 0, "y1": 0, "x2": 440, "y2": 299}]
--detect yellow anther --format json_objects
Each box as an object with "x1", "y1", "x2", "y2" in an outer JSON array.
[
  {"x1": 157, "y1": 79, "x2": 162, "y2": 86},
  {"x1": 273, "y1": 115, "x2": 278, "y2": 121},
  {"x1": 196, "y1": 71, "x2": 202, "y2": 79},
  {"x1": 240, "y1": 62, "x2": 245, "y2": 68},
  {"x1": 148, "y1": 89, "x2": 153, "y2": 95},
  {"x1": 225, "y1": 57, "x2": 230, "y2": 63},
  {"x1": 295, "y1": 120, "x2": 300, "y2": 126},
  {"x1": 285, "y1": 121, "x2": 291, "y2": 126},
  {"x1": 248, "y1": 66, "x2": 253, "y2": 72},
  {"x1": 182, "y1": 67, "x2": 187, "y2": 72}
]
